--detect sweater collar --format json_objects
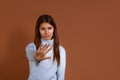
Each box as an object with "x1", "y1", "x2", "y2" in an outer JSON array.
[{"x1": 41, "y1": 38, "x2": 54, "y2": 46}]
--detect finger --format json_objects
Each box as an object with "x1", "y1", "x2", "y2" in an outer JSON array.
[
  {"x1": 42, "y1": 43, "x2": 48, "y2": 49},
  {"x1": 39, "y1": 44, "x2": 43, "y2": 49},
  {"x1": 42, "y1": 56, "x2": 51, "y2": 60},
  {"x1": 44, "y1": 46, "x2": 53, "y2": 54},
  {"x1": 37, "y1": 46, "x2": 42, "y2": 53},
  {"x1": 43, "y1": 43, "x2": 50, "y2": 50},
  {"x1": 36, "y1": 49, "x2": 41, "y2": 55},
  {"x1": 42, "y1": 43, "x2": 50, "y2": 51},
  {"x1": 37, "y1": 56, "x2": 51, "y2": 61}
]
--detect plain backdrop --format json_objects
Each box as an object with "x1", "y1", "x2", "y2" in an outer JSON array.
[{"x1": 0, "y1": 0, "x2": 120, "y2": 80}]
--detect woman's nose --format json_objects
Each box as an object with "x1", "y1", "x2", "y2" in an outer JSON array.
[{"x1": 45, "y1": 29, "x2": 49, "y2": 34}]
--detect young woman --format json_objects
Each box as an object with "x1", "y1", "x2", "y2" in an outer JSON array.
[{"x1": 25, "y1": 14, "x2": 66, "y2": 80}]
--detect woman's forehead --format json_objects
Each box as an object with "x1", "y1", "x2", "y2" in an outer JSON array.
[{"x1": 40, "y1": 22, "x2": 53, "y2": 28}]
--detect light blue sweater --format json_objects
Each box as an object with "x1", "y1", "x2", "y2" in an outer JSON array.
[{"x1": 25, "y1": 39, "x2": 66, "y2": 80}]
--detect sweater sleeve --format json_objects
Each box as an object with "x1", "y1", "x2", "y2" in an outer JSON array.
[
  {"x1": 57, "y1": 46, "x2": 66, "y2": 80},
  {"x1": 25, "y1": 42, "x2": 39, "y2": 63}
]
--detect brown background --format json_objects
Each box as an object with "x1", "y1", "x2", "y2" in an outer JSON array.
[{"x1": 0, "y1": 0, "x2": 120, "y2": 80}]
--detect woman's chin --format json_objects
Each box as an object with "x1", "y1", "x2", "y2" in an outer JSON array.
[{"x1": 43, "y1": 37, "x2": 52, "y2": 40}]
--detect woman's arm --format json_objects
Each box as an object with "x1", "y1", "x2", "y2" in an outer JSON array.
[
  {"x1": 57, "y1": 46, "x2": 66, "y2": 80},
  {"x1": 25, "y1": 43, "x2": 39, "y2": 64}
]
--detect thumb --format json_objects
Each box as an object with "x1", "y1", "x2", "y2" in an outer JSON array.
[{"x1": 42, "y1": 56, "x2": 51, "y2": 60}]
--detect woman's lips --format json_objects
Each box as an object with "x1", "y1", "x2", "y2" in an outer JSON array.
[{"x1": 44, "y1": 36, "x2": 50, "y2": 37}]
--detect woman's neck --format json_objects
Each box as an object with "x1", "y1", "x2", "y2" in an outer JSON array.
[{"x1": 41, "y1": 38, "x2": 54, "y2": 46}]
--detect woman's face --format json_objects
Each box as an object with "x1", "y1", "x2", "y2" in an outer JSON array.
[{"x1": 39, "y1": 22, "x2": 54, "y2": 40}]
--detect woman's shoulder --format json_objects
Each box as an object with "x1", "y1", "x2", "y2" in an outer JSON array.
[
  {"x1": 59, "y1": 45, "x2": 66, "y2": 55},
  {"x1": 25, "y1": 42, "x2": 36, "y2": 51},
  {"x1": 59, "y1": 45, "x2": 65, "y2": 51}
]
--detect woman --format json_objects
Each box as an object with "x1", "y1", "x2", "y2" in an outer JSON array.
[{"x1": 25, "y1": 14, "x2": 66, "y2": 80}]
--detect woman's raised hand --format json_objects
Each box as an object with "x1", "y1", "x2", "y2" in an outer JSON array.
[{"x1": 34, "y1": 43, "x2": 52, "y2": 61}]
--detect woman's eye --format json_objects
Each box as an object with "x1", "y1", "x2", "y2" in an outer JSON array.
[
  {"x1": 41, "y1": 28, "x2": 45, "y2": 30},
  {"x1": 48, "y1": 27, "x2": 52, "y2": 29}
]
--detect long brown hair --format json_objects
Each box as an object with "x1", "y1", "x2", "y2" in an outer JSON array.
[{"x1": 34, "y1": 14, "x2": 60, "y2": 65}]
